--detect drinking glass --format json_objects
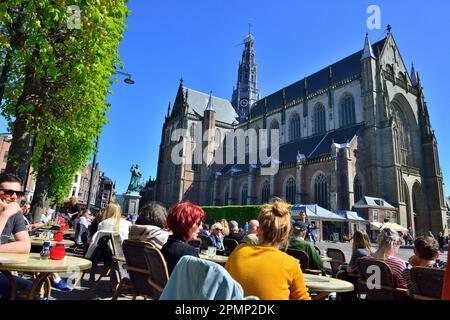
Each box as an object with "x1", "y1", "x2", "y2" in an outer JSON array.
[{"x1": 207, "y1": 246, "x2": 217, "y2": 258}]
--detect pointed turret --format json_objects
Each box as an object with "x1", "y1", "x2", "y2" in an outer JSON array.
[
  {"x1": 361, "y1": 32, "x2": 375, "y2": 60},
  {"x1": 166, "y1": 102, "x2": 171, "y2": 118},
  {"x1": 410, "y1": 63, "x2": 418, "y2": 86},
  {"x1": 205, "y1": 91, "x2": 215, "y2": 112}
]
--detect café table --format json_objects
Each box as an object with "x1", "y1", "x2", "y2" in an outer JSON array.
[
  {"x1": 0, "y1": 252, "x2": 92, "y2": 300},
  {"x1": 30, "y1": 236, "x2": 75, "y2": 248},
  {"x1": 38, "y1": 227, "x2": 76, "y2": 237},
  {"x1": 199, "y1": 253, "x2": 228, "y2": 266},
  {"x1": 303, "y1": 273, "x2": 354, "y2": 300}
]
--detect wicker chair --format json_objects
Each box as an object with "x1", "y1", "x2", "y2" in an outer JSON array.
[
  {"x1": 357, "y1": 257, "x2": 408, "y2": 300},
  {"x1": 409, "y1": 266, "x2": 445, "y2": 300},
  {"x1": 122, "y1": 240, "x2": 158, "y2": 300},
  {"x1": 285, "y1": 248, "x2": 322, "y2": 275},
  {"x1": 111, "y1": 233, "x2": 131, "y2": 300},
  {"x1": 326, "y1": 248, "x2": 346, "y2": 277},
  {"x1": 143, "y1": 246, "x2": 170, "y2": 299},
  {"x1": 223, "y1": 238, "x2": 239, "y2": 256}
]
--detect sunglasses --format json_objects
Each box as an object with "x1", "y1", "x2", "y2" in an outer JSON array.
[{"x1": 0, "y1": 189, "x2": 25, "y2": 197}]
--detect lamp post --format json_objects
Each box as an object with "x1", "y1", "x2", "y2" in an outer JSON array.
[{"x1": 86, "y1": 68, "x2": 135, "y2": 210}]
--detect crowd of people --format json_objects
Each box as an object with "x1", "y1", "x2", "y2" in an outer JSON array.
[{"x1": 0, "y1": 171, "x2": 448, "y2": 300}]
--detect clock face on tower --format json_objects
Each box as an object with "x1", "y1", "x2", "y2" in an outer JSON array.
[{"x1": 239, "y1": 98, "x2": 249, "y2": 108}]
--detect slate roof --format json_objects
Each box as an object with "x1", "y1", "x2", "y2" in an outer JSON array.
[
  {"x1": 336, "y1": 210, "x2": 368, "y2": 222},
  {"x1": 278, "y1": 123, "x2": 364, "y2": 163},
  {"x1": 216, "y1": 124, "x2": 364, "y2": 175},
  {"x1": 353, "y1": 196, "x2": 396, "y2": 209},
  {"x1": 250, "y1": 38, "x2": 387, "y2": 118},
  {"x1": 183, "y1": 87, "x2": 238, "y2": 124},
  {"x1": 291, "y1": 204, "x2": 346, "y2": 221}
]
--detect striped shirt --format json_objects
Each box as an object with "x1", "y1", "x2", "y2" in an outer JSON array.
[{"x1": 370, "y1": 255, "x2": 407, "y2": 288}]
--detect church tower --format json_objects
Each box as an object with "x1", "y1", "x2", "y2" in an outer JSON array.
[{"x1": 231, "y1": 28, "x2": 260, "y2": 122}]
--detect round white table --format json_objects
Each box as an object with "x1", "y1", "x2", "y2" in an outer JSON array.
[
  {"x1": 0, "y1": 253, "x2": 91, "y2": 300},
  {"x1": 303, "y1": 273, "x2": 354, "y2": 300},
  {"x1": 199, "y1": 253, "x2": 228, "y2": 265}
]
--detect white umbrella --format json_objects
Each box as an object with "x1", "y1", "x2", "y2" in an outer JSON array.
[{"x1": 380, "y1": 222, "x2": 409, "y2": 233}]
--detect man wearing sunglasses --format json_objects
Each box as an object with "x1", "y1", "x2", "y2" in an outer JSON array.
[{"x1": 0, "y1": 173, "x2": 32, "y2": 298}]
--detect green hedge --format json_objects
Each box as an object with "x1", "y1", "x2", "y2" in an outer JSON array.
[{"x1": 201, "y1": 205, "x2": 263, "y2": 225}]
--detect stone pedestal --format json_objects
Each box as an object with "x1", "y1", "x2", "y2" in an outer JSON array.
[{"x1": 123, "y1": 192, "x2": 141, "y2": 216}]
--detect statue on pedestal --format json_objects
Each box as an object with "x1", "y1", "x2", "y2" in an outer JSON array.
[{"x1": 126, "y1": 164, "x2": 142, "y2": 194}]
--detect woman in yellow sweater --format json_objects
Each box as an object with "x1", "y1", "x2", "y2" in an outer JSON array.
[{"x1": 225, "y1": 198, "x2": 311, "y2": 300}]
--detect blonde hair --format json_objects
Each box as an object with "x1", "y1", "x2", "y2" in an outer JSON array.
[
  {"x1": 258, "y1": 197, "x2": 291, "y2": 247},
  {"x1": 220, "y1": 219, "x2": 230, "y2": 236},
  {"x1": 375, "y1": 228, "x2": 399, "y2": 257},
  {"x1": 103, "y1": 203, "x2": 122, "y2": 232},
  {"x1": 70, "y1": 196, "x2": 78, "y2": 205}
]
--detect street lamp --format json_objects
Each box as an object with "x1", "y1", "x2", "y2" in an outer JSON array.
[{"x1": 86, "y1": 68, "x2": 135, "y2": 210}]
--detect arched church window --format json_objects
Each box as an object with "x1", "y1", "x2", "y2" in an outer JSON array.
[
  {"x1": 393, "y1": 103, "x2": 413, "y2": 166},
  {"x1": 340, "y1": 95, "x2": 356, "y2": 127},
  {"x1": 354, "y1": 176, "x2": 363, "y2": 203},
  {"x1": 314, "y1": 173, "x2": 328, "y2": 209},
  {"x1": 285, "y1": 178, "x2": 296, "y2": 204},
  {"x1": 240, "y1": 184, "x2": 248, "y2": 205},
  {"x1": 268, "y1": 120, "x2": 280, "y2": 147},
  {"x1": 289, "y1": 113, "x2": 301, "y2": 141},
  {"x1": 313, "y1": 104, "x2": 326, "y2": 134},
  {"x1": 261, "y1": 180, "x2": 270, "y2": 203}
]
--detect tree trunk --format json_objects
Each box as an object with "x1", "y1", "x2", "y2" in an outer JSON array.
[
  {"x1": 0, "y1": 49, "x2": 12, "y2": 105},
  {"x1": 31, "y1": 167, "x2": 51, "y2": 224},
  {"x1": 4, "y1": 116, "x2": 33, "y2": 184}
]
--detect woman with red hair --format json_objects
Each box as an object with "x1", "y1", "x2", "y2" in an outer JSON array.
[{"x1": 161, "y1": 200, "x2": 205, "y2": 274}]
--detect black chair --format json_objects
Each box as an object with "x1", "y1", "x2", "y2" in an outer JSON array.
[
  {"x1": 188, "y1": 239, "x2": 201, "y2": 254},
  {"x1": 326, "y1": 248, "x2": 346, "y2": 277},
  {"x1": 223, "y1": 238, "x2": 239, "y2": 256},
  {"x1": 357, "y1": 257, "x2": 408, "y2": 300},
  {"x1": 198, "y1": 235, "x2": 213, "y2": 250},
  {"x1": 143, "y1": 246, "x2": 169, "y2": 300},
  {"x1": 409, "y1": 267, "x2": 445, "y2": 300},
  {"x1": 122, "y1": 240, "x2": 158, "y2": 300}
]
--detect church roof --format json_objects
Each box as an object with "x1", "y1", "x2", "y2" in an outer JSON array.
[
  {"x1": 216, "y1": 123, "x2": 363, "y2": 175},
  {"x1": 353, "y1": 196, "x2": 396, "y2": 209},
  {"x1": 250, "y1": 38, "x2": 387, "y2": 118},
  {"x1": 278, "y1": 123, "x2": 364, "y2": 162},
  {"x1": 183, "y1": 87, "x2": 238, "y2": 124}
]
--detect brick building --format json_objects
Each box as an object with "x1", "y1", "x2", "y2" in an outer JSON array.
[
  {"x1": 155, "y1": 28, "x2": 447, "y2": 235},
  {"x1": 0, "y1": 133, "x2": 36, "y2": 202}
]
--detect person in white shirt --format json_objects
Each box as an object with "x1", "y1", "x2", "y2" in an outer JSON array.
[{"x1": 85, "y1": 203, "x2": 131, "y2": 259}]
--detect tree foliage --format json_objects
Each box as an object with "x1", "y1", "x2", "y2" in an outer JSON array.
[{"x1": 0, "y1": 0, "x2": 129, "y2": 203}]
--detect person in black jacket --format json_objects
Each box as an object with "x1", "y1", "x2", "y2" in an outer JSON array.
[{"x1": 161, "y1": 201, "x2": 206, "y2": 274}]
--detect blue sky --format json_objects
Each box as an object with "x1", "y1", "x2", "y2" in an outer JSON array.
[{"x1": 1, "y1": 0, "x2": 450, "y2": 196}]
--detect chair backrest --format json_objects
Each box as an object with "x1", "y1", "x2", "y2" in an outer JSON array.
[
  {"x1": 160, "y1": 255, "x2": 246, "y2": 300},
  {"x1": 198, "y1": 235, "x2": 213, "y2": 250},
  {"x1": 122, "y1": 239, "x2": 157, "y2": 299},
  {"x1": 143, "y1": 246, "x2": 170, "y2": 299},
  {"x1": 285, "y1": 248, "x2": 310, "y2": 271},
  {"x1": 409, "y1": 267, "x2": 445, "y2": 300},
  {"x1": 357, "y1": 257, "x2": 396, "y2": 300},
  {"x1": 110, "y1": 233, "x2": 127, "y2": 281},
  {"x1": 223, "y1": 238, "x2": 239, "y2": 256},
  {"x1": 327, "y1": 248, "x2": 346, "y2": 276}
]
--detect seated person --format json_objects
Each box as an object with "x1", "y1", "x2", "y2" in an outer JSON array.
[
  {"x1": 225, "y1": 198, "x2": 311, "y2": 300},
  {"x1": 161, "y1": 201, "x2": 205, "y2": 274},
  {"x1": 243, "y1": 219, "x2": 259, "y2": 244},
  {"x1": 75, "y1": 209, "x2": 92, "y2": 246},
  {"x1": 370, "y1": 228, "x2": 407, "y2": 289},
  {"x1": 346, "y1": 231, "x2": 372, "y2": 273},
  {"x1": 197, "y1": 223, "x2": 210, "y2": 236},
  {"x1": 0, "y1": 173, "x2": 32, "y2": 298},
  {"x1": 128, "y1": 201, "x2": 171, "y2": 249},
  {"x1": 209, "y1": 223, "x2": 224, "y2": 250},
  {"x1": 288, "y1": 222, "x2": 323, "y2": 271},
  {"x1": 224, "y1": 220, "x2": 243, "y2": 242},
  {"x1": 402, "y1": 235, "x2": 447, "y2": 291}
]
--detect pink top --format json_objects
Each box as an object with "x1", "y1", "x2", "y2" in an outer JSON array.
[{"x1": 371, "y1": 255, "x2": 407, "y2": 288}]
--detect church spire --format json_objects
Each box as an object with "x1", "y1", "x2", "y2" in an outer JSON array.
[
  {"x1": 361, "y1": 32, "x2": 375, "y2": 60},
  {"x1": 231, "y1": 27, "x2": 260, "y2": 122}
]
